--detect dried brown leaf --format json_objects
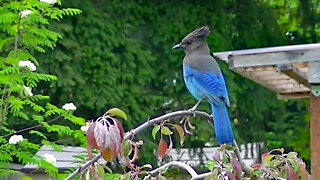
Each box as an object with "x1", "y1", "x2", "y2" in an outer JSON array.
[{"x1": 172, "y1": 124, "x2": 185, "y2": 145}]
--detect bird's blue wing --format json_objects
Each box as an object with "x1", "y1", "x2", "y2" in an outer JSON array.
[{"x1": 184, "y1": 66, "x2": 230, "y2": 107}]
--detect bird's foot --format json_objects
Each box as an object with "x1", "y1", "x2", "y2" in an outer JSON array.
[
  {"x1": 187, "y1": 107, "x2": 197, "y2": 117},
  {"x1": 187, "y1": 98, "x2": 203, "y2": 117}
]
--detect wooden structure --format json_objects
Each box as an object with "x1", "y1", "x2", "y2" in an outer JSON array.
[{"x1": 214, "y1": 43, "x2": 320, "y2": 178}]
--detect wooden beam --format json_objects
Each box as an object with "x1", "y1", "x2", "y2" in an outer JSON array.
[
  {"x1": 277, "y1": 64, "x2": 310, "y2": 88},
  {"x1": 277, "y1": 92, "x2": 310, "y2": 99},
  {"x1": 228, "y1": 48, "x2": 320, "y2": 69},
  {"x1": 309, "y1": 62, "x2": 320, "y2": 84},
  {"x1": 311, "y1": 93, "x2": 320, "y2": 178}
]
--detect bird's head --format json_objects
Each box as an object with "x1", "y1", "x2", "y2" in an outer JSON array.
[{"x1": 172, "y1": 26, "x2": 210, "y2": 54}]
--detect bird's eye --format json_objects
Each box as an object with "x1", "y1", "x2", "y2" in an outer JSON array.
[{"x1": 186, "y1": 41, "x2": 191, "y2": 45}]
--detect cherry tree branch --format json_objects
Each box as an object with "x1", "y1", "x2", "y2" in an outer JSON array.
[
  {"x1": 143, "y1": 161, "x2": 212, "y2": 180},
  {"x1": 65, "y1": 109, "x2": 250, "y2": 180}
]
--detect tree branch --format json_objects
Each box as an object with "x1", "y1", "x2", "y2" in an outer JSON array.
[
  {"x1": 124, "y1": 110, "x2": 212, "y2": 140},
  {"x1": 143, "y1": 161, "x2": 199, "y2": 180},
  {"x1": 64, "y1": 109, "x2": 250, "y2": 180}
]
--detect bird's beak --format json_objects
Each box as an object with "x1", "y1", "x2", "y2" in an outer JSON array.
[{"x1": 172, "y1": 43, "x2": 183, "y2": 50}]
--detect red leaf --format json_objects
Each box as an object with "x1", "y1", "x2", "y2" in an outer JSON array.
[
  {"x1": 231, "y1": 159, "x2": 242, "y2": 180},
  {"x1": 251, "y1": 163, "x2": 262, "y2": 170},
  {"x1": 157, "y1": 138, "x2": 168, "y2": 160},
  {"x1": 226, "y1": 172, "x2": 236, "y2": 180},
  {"x1": 286, "y1": 164, "x2": 298, "y2": 180},
  {"x1": 114, "y1": 119, "x2": 124, "y2": 141},
  {"x1": 108, "y1": 125, "x2": 122, "y2": 153},
  {"x1": 86, "y1": 122, "x2": 99, "y2": 150}
]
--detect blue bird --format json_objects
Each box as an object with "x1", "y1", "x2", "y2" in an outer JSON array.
[{"x1": 172, "y1": 26, "x2": 234, "y2": 145}]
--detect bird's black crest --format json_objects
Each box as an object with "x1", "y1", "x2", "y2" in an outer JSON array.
[{"x1": 182, "y1": 26, "x2": 210, "y2": 41}]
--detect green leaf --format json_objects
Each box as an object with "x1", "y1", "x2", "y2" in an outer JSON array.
[
  {"x1": 152, "y1": 124, "x2": 160, "y2": 140},
  {"x1": 207, "y1": 160, "x2": 215, "y2": 171},
  {"x1": 263, "y1": 155, "x2": 275, "y2": 166},
  {"x1": 29, "y1": 130, "x2": 47, "y2": 140},
  {"x1": 279, "y1": 148, "x2": 284, "y2": 154},
  {"x1": 140, "y1": 164, "x2": 152, "y2": 170},
  {"x1": 20, "y1": 176, "x2": 33, "y2": 180},
  {"x1": 123, "y1": 140, "x2": 132, "y2": 157},
  {"x1": 161, "y1": 126, "x2": 173, "y2": 135},
  {"x1": 96, "y1": 164, "x2": 105, "y2": 178},
  {"x1": 106, "y1": 108, "x2": 127, "y2": 121},
  {"x1": 123, "y1": 172, "x2": 131, "y2": 180}
]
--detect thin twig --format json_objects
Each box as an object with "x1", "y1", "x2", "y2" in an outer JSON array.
[{"x1": 2, "y1": 116, "x2": 62, "y2": 138}]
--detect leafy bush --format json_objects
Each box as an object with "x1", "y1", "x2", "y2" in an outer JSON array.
[{"x1": 0, "y1": 0, "x2": 84, "y2": 178}]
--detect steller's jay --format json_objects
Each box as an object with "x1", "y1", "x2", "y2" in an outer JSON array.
[{"x1": 172, "y1": 26, "x2": 233, "y2": 145}]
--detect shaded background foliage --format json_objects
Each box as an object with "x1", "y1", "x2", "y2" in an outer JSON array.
[{"x1": 22, "y1": 0, "x2": 315, "y2": 165}]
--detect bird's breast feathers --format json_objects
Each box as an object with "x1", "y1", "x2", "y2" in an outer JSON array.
[{"x1": 183, "y1": 54, "x2": 220, "y2": 74}]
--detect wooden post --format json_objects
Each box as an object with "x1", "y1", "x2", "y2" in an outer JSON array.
[
  {"x1": 309, "y1": 62, "x2": 320, "y2": 178},
  {"x1": 311, "y1": 92, "x2": 320, "y2": 178}
]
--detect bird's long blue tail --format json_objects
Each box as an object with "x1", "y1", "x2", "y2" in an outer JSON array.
[{"x1": 210, "y1": 101, "x2": 234, "y2": 145}]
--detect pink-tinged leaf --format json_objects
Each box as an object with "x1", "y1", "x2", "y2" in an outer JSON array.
[
  {"x1": 157, "y1": 138, "x2": 168, "y2": 160},
  {"x1": 108, "y1": 125, "x2": 121, "y2": 152},
  {"x1": 94, "y1": 122, "x2": 107, "y2": 150},
  {"x1": 86, "y1": 122, "x2": 99, "y2": 150},
  {"x1": 114, "y1": 119, "x2": 124, "y2": 141},
  {"x1": 213, "y1": 151, "x2": 220, "y2": 162},
  {"x1": 231, "y1": 158, "x2": 242, "y2": 180},
  {"x1": 261, "y1": 153, "x2": 269, "y2": 161},
  {"x1": 297, "y1": 161, "x2": 309, "y2": 180},
  {"x1": 172, "y1": 124, "x2": 185, "y2": 145},
  {"x1": 226, "y1": 172, "x2": 236, "y2": 180},
  {"x1": 251, "y1": 163, "x2": 262, "y2": 170},
  {"x1": 286, "y1": 164, "x2": 298, "y2": 180}
]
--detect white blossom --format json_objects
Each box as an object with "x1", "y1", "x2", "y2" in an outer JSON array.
[
  {"x1": 43, "y1": 153, "x2": 56, "y2": 165},
  {"x1": 23, "y1": 85, "x2": 33, "y2": 96},
  {"x1": 19, "y1": 60, "x2": 36, "y2": 71},
  {"x1": 20, "y1": 10, "x2": 32, "y2": 18},
  {"x1": 40, "y1": 0, "x2": 57, "y2": 4},
  {"x1": 8, "y1": 135, "x2": 24, "y2": 145},
  {"x1": 80, "y1": 122, "x2": 91, "y2": 132},
  {"x1": 62, "y1": 102, "x2": 77, "y2": 111}
]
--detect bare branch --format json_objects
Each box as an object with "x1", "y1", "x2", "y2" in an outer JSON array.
[
  {"x1": 191, "y1": 172, "x2": 213, "y2": 180},
  {"x1": 143, "y1": 161, "x2": 214, "y2": 180},
  {"x1": 143, "y1": 161, "x2": 199, "y2": 180},
  {"x1": 124, "y1": 110, "x2": 212, "y2": 140}
]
